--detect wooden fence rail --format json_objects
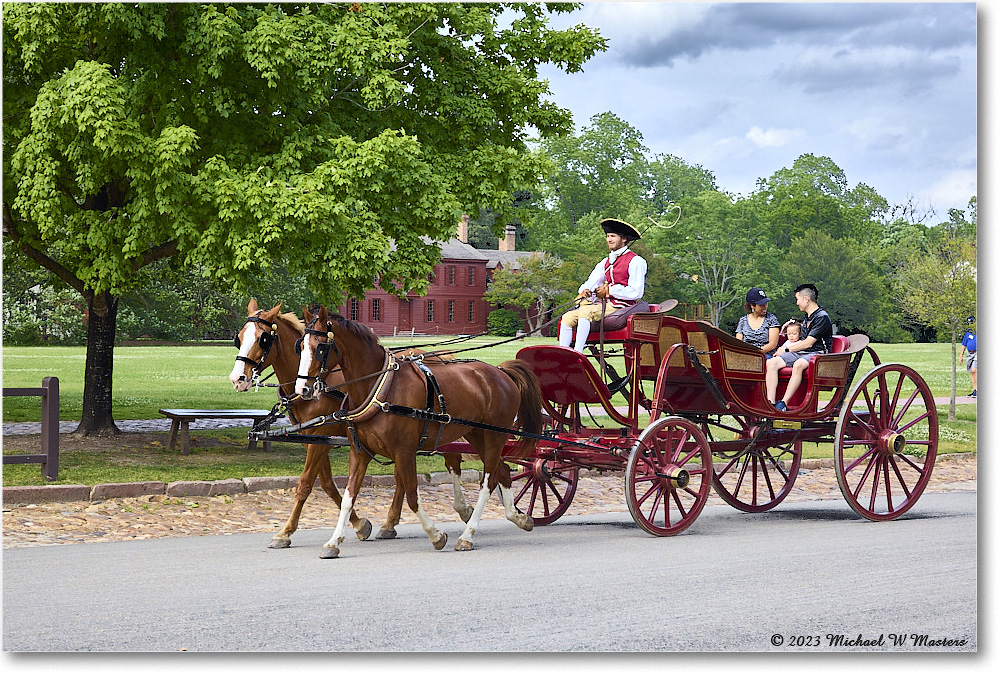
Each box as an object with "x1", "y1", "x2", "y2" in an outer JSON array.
[{"x1": 3, "y1": 376, "x2": 59, "y2": 481}]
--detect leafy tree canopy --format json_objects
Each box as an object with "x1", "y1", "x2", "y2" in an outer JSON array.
[
  {"x1": 3, "y1": 1, "x2": 606, "y2": 303},
  {"x1": 1, "y1": 1, "x2": 606, "y2": 433}
]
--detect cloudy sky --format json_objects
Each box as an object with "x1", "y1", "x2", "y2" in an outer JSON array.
[{"x1": 535, "y1": 1, "x2": 978, "y2": 218}]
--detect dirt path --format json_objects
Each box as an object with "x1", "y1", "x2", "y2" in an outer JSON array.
[{"x1": 2, "y1": 454, "x2": 976, "y2": 549}]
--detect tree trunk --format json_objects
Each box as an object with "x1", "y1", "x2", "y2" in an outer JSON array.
[{"x1": 76, "y1": 291, "x2": 121, "y2": 436}]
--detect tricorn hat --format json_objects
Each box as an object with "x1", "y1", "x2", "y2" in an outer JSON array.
[{"x1": 600, "y1": 218, "x2": 641, "y2": 241}]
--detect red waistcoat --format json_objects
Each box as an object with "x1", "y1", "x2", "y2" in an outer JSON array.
[{"x1": 603, "y1": 250, "x2": 637, "y2": 308}]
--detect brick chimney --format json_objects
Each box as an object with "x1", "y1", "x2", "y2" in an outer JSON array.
[
  {"x1": 498, "y1": 224, "x2": 517, "y2": 251},
  {"x1": 457, "y1": 214, "x2": 469, "y2": 243}
]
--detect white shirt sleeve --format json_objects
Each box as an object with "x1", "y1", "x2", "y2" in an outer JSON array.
[
  {"x1": 578, "y1": 259, "x2": 608, "y2": 294},
  {"x1": 609, "y1": 255, "x2": 646, "y2": 302}
]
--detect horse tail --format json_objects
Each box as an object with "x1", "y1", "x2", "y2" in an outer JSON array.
[{"x1": 497, "y1": 360, "x2": 544, "y2": 459}]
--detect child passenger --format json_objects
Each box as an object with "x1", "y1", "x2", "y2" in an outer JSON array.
[{"x1": 783, "y1": 320, "x2": 803, "y2": 346}]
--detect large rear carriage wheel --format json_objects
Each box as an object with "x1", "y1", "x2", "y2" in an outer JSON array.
[
  {"x1": 834, "y1": 363, "x2": 938, "y2": 521},
  {"x1": 707, "y1": 416, "x2": 802, "y2": 512},
  {"x1": 626, "y1": 416, "x2": 713, "y2": 536}
]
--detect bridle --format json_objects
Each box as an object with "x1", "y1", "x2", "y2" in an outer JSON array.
[
  {"x1": 295, "y1": 314, "x2": 339, "y2": 386},
  {"x1": 234, "y1": 312, "x2": 279, "y2": 384}
]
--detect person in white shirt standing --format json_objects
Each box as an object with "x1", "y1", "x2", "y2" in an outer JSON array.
[{"x1": 558, "y1": 218, "x2": 647, "y2": 352}]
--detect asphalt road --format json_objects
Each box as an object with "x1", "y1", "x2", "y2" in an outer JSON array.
[{"x1": 3, "y1": 491, "x2": 976, "y2": 652}]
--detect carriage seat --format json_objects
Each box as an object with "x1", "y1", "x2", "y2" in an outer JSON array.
[{"x1": 557, "y1": 303, "x2": 662, "y2": 343}]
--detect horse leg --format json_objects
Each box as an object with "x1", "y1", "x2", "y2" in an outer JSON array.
[
  {"x1": 491, "y1": 456, "x2": 533, "y2": 531},
  {"x1": 444, "y1": 454, "x2": 473, "y2": 523},
  {"x1": 399, "y1": 458, "x2": 447, "y2": 550},
  {"x1": 454, "y1": 470, "x2": 494, "y2": 552},
  {"x1": 316, "y1": 451, "x2": 372, "y2": 541},
  {"x1": 375, "y1": 485, "x2": 404, "y2": 540},
  {"x1": 269, "y1": 443, "x2": 324, "y2": 549},
  {"x1": 320, "y1": 452, "x2": 370, "y2": 559}
]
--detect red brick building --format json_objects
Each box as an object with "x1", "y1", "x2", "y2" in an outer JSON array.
[{"x1": 333, "y1": 217, "x2": 535, "y2": 336}]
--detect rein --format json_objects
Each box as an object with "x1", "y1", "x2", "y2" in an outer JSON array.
[{"x1": 410, "y1": 297, "x2": 584, "y2": 361}]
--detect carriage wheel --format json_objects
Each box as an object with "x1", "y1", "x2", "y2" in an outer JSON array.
[
  {"x1": 626, "y1": 416, "x2": 713, "y2": 536},
  {"x1": 508, "y1": 455, "x2": 579, "y2": 526},
  {"x1": 707, "y1": 415, "x2": 802, "y2": 512},
  {"x1": 834, "y1": 363, "x2": 938, "y2": 521}
]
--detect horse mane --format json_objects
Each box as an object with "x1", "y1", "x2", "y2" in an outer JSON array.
[
  {"x1": 278, "y1": 311, "x2": 304, "y2": 334},
  {"x1": 328, "y1": 312, "x2": 381, "y2": 350}
]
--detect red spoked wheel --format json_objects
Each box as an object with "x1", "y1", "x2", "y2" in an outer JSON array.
[
  {"x1": 834, "y1": 363, "x2": 938, "y2": 521},
  {"x1": 710, "y1": 416, "x2": 802, "y2": 512},
  {"x1": 626, "y1": 416, "x2": 713, "y2": 536},
  {"x1": 508, "y1": 455, "x2": 579, "y2": 526}
]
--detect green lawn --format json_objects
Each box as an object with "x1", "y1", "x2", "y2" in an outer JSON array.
[
  {"x1": 2, "y1": 337, "x2": 976, "y2": 487},
  {"x1": 0, "y1": 336, "x2": 549, "y2": 422},
  {"x1": 0, "y1": 338, "x2": 975, "y2": 422}
]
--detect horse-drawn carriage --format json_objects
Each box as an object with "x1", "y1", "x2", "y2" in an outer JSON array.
[
  {"x1": 236, "y1": 301, "x2": 937, "y2": 557},
  {"x1": 507, "y1": 309, "x2": 936, "y2": 535}
]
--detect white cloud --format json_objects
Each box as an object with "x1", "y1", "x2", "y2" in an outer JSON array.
[
  {"x1": 537, "y1": 2, "x2": 977, "y2": 213},
  {"x1": 924, "y1": 170, "x2": 977, "y2": 212},
  {"x1": 746, "y1": 126, "x2": 804, "y2": 148}
]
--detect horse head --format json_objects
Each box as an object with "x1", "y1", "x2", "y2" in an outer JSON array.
[
  {"x1": 295, "y1": 304, "x2": 337, "y2": 400},
  {"x1": 229, "y1": 298, "x2": 284, "y2": 391}
]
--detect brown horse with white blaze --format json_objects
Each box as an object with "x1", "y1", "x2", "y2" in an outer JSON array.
[
  {"x1": 294, "y1": 305, "x2": 544, "y2": 558},
  {"x1": 229, "y1": 300, "x2": 473, "y2": 547}
]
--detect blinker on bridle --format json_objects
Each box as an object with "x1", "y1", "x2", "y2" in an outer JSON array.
[
  {"x1": 296, "y1": 316, "x2": 338, "y2": 381},
  {"x1": 235, "y1": 314, "x2": 279, "y2": 375}
]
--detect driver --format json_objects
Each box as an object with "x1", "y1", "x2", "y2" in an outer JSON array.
[{"x1": 558, "y1": 218, "x2": 647, "y2": 352}]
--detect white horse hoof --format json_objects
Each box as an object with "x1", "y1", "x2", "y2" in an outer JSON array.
[{"x1": 319, "y1": 546, "x2": 340, "y2": 559}]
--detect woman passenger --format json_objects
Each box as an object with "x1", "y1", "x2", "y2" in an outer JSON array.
[{"x1": 735, "y1": 287, "x2": 780, "y2": 355}]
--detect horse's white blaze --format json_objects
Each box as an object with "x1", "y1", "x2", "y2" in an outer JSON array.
[
  {"x1": 324, "y1": 487, "x2": 354, "y2": 550},
  {"x1": 229, "y1": 323, "x2": 257, "y2": 390},
  {"x1": 458, "y1": 471, "x2": 493, "y2": 543},
  {"x1": 294, "y1": 339, "x2": 316, "y2": 398}
]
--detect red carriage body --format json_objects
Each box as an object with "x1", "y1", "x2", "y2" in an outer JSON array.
[{"x1": 505, "y1": 311, "x2": 938, "y2": 534}]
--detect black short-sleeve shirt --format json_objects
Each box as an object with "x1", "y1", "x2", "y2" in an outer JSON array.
[{"x1": 801, "y1": 308, "x2": 833, "y2": 354}]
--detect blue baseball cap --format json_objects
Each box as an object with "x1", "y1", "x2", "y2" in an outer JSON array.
[{"x1": 746, "y1": 288, "x2": 773, "y2": 305}]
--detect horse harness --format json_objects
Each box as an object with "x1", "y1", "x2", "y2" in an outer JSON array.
[{"x1": 292, "y1": 344, "x2": 601, "y2": 464}]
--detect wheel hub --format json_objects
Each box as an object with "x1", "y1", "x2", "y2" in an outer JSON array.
[
  {"x1": 880, "y1": 431, "x2": 906, "y2": 455},
  {"x1": 661, "y1": 466, "x2": 690, "y2": 489}
]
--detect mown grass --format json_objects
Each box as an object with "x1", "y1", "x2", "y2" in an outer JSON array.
[
  {"x1": 2, "y1": 337, "x2": 976, "y2": 487},
  {"x1": 1, "y1": 428, "x2": 466, "y2": 487}
]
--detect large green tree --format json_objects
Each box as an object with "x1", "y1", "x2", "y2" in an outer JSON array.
[
  {"x1": 772, "y1": 230, "x2": 882, "y2": 335},
  {"x1": 2, "y1": 2, "x2": 605, "y2": 434},
  {"x1": 650, "y1": 190, "x2": 777, "y2": 327},
  {"x1": 536, "y1": 111, "x2": 649, "y2": 228}
]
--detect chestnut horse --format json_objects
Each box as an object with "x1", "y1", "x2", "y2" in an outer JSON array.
[
  {"x1": 294, "y1": 305, "x2": 544, "y2": 558},
  {"x1": 229, "y1": 300, "x2": 473, "y2": 547}
]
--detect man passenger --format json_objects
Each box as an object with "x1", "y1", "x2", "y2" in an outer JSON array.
[{"x1": 766, "y1": 283, "x2": 833, "y2": 412}]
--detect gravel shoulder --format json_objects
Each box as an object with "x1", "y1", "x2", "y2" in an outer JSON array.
[{"x1": 2, "y1": 453, "x2": 976, "y2": 549}]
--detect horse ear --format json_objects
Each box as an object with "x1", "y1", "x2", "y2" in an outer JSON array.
[
  {"x1": 248, "y1": 298, "x2": 259, "y2": 314},
  {"x1": 275, "y1": 301, "x2": 283, "y2": 314},
  {"x1": 302, "y1": 304, "x2": 311, "y2": 320}
]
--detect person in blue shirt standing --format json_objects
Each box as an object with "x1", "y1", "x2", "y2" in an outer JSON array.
[{"x1": 960, "y1": 315, "x2": 977, "y2": 397}]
